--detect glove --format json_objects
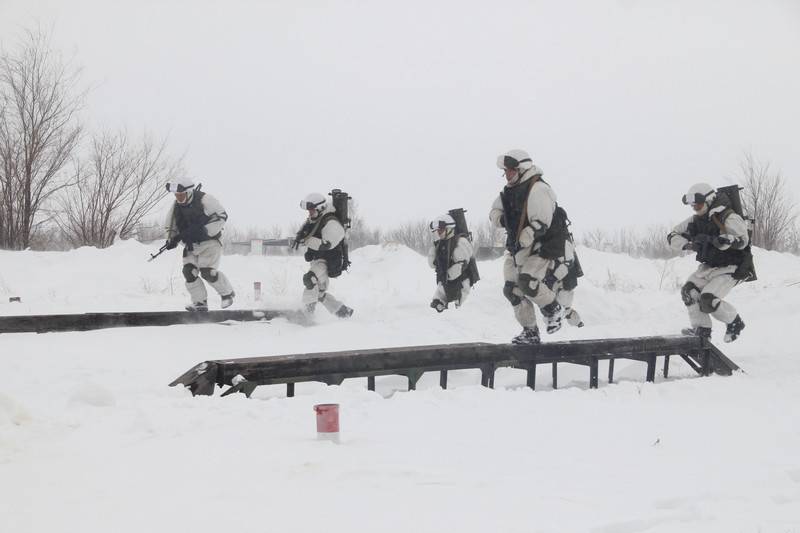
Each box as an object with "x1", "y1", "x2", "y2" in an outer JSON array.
[
  {"x1": 688, "y1": 233, "x2": 712, "y2": 252},
  {"x1": 713, "y1": 234, "x2": 733, "y2": 250},
  {"x1": 165, "y1": 236, "x2": 180, "y2": 250},
  {"x1": 430, "y1": 299, "x2": 447, "y2": 313},
  {"x1": 667, "y1": 232, "x2": 689, "y2": 251},
  {"x1": 183, "y1": 224, "x2": 207, "y2": 244}
]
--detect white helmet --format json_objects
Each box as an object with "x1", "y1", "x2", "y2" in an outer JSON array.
[
  {"x1": 429, "y1": 214, "x2": 456, "y2": 240},
  {"x1": 496, "y1": 149, "x2": 543, "y2": 185},
  {"x1": 497, "y1": 149, "x2": 535, "y2": 172},
  {"x1": 301, "y1": 192, "x2": 327, "y2": 219},
  {"x1": 682, "y1": 183, "x2": 716, "y2": 215},
  {"x1": 166, "y1": 178, "x2": 196, "y2": 204},
  {"x1": 166, "y1": 177, "x2": 195, "y2": 193}
]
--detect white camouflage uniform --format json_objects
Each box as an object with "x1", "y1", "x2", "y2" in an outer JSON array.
[
  {"x1": 667, "y1": 207, "x2": 749, "y2": 331},
  {"x1": 427, "y1": 234, "x2": 475, "y2": 308},
  {"x1": 165, "y1": 191, "x2": 234, "y2": 306},
  {"x1": 300, "y1": 206, "x2": 349, "y2": 315},
  {"x1": 490, "y1": 169, "x2": 579, "y2": 332}
]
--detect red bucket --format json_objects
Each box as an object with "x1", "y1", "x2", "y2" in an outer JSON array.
[{"x1": 313, "y1": 403, "x2": 340, "y2": 443}]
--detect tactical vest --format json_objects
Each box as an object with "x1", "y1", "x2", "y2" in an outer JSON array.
[
  {"x1": 174, "y1": 191, "x2": 218, "y2": 242},
  {"x1": 500, "y1": 178, "x2": 570, "y2": 259},
  {"x1": 499, "y1": 178, "x2": 533, "y2": 251},
  {"x1": 433, "y1": 234, "x2": 479, "y2": 302},
  {"x1": 434, "y1": 236, "x2": 471, "y2": 285},
  {"x1": 305, "y1": 212, "x2": 346, "y2": 277},
  {"x1": 686, "y1": 198, "x2": 749, "y2": 270},
  {"x1": 538, "y1": 205, "x2": 570, "y2": 260}
]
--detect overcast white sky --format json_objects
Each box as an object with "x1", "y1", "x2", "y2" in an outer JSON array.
[{"x1": 2, "y1": 0, "x2": 799, "y2": 235}]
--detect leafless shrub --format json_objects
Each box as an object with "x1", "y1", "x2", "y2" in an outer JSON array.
[
  {"x1": 579, "y1": 225, "x2": 679, "y2": 259},
  {"x1": 382, "y1": 219, "x2": 430, "y2": 254},
  {"x1": 348, "y1": 209, "x2": 382, "y2": 250},
  {"x1": 735, "y1": 152, "x2": 798, "y2": 251}
]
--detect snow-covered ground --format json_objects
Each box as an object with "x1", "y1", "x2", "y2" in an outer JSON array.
[{"x1": 1, "y1": 241, "x2": 799, "y2": 533}]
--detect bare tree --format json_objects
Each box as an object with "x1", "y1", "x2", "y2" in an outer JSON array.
[
  {"x1": 0, "y1": 28, "x2": 84, "y2": 249},
  {"x1": 736, "y1": 152, "x2": 797, "y2": 251},
  {"x1": 56, "y1": 131, "x2": 182, "y2": 248},
  {"x1": 472, "y1": 219, "x2": 504, "y2": 249},
  {"x1": 383, "y1": 219, "x2": 431, "y2": 254},
  {"x1": 347, "y1": 201, "x2": 381, "y2": 250}
]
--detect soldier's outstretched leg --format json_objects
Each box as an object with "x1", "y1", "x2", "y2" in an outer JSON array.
[
  {"x1": 302, "y1": 259, "x2": 352, "y2": 318},
  {"x1": 182, "y1": 258, "x2": 208, "y2": 311},
  {"x1": 698, "y1": 268, "x2": 743, "y2": 342},
  {"x1": 680, "y1": 278, "x2": 712, "y2": 338},
  {"x1": 518, "y1": 255, "x2": 563, "y2": 334},
  {"x1": 302, "y1": 272, "x2": 321, "y2": 314},
  {"x1": 556, "y1": 288, "x2": 584, "y2": 327},
  {"x1": 320, "y1": 292, "x2": 353, "y2": 318},
  {"x1": 194, "y1": 240, "x2": 235, "y2": 308},
  {"x1": 503, "y1": 256, "x2": 539, "y2": 344}
]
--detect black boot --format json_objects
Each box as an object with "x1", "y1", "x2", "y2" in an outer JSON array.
[
  {"x1": 511, "y1": 327, "x2": 541, "y2": 345},
  {"x1": 724, "y1": 315, "x2": 745, "y2": 343},
  {"x1": 335, "y1": 305, "x2": 354, "y2": 319},
  {"x1": 430, "y1": 299, "x2": 447, "y2": 313},
  {"x1": 185, "y1": 300, "x2": 208, "y2": 312},
  {"x1": 540, "y1": 300, "x2": 564, "y2": 334},
  {"x1": 681, "y1": 326, "x2": 711, "y2": 339},
  {"x1": 220, "y1": 291, "x2": 235, "y2": 309}
]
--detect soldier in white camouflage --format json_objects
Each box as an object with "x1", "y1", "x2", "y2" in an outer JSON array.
[
  {"x1": 489, "y1": 150, "x2": 583, "y2": 345},
  {"x1": 667, "y1": 183, "x2": 755, "y2": 342},
  {"x1": 164, "y1": 178, "x2": 235, "y2": 312}
]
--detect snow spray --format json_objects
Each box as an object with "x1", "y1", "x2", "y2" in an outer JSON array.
[{"x1": 313, "y1": 403, "x2": 340, "y2": 443}]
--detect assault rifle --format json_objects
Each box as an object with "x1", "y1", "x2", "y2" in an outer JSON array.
[{"x1": 148, "y1": 242, "x2": 169, "y2": 262}]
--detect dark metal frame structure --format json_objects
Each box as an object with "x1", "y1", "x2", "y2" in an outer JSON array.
[
  {"x1": 169, "y1": 335, "x2": 740, "y2": 398},
  {"x1": 0, "y1": 309, "x2": 301, "y2": 334}
]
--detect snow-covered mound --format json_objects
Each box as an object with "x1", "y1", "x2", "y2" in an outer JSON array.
[{"x1": 1, "y1": 241, "x2": 799, "y2": 533}]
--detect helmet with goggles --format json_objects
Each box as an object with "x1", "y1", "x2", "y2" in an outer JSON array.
[
  {"x1": 497, "y1": 149, "x2": 534, "y2": 171},
  {"x1": 429, "y1": 214, "x2": 456, "y2": 240},
  {"x1": 166, "y1": 178, "x2": 196, "y2": 204},
  {"x1": 301, "y1": 192, "x2": 327, "y2": 219},
  {"x1": 682, "y1": 183, "x2": 716, "y2": 215}
]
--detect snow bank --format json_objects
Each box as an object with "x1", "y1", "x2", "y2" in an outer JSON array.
[{"x1": 1, "y1": 241, "x2": 800, "y2": 532}]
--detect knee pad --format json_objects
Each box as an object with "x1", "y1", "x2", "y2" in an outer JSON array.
[
  {"x1": 503, "y1": 281, "x2": 522, "y2": 306},
  {"x1": 517, "y1": 273, "x2": 540, "y2": 298},
  {"x1": 303, "y1": 271, "x2": 318, "y2": 290},
  {"x1": 699, "y1": 293, "x2": 720, "y2": 313},
  {"x1": 681, "y1": 282, "x2": 700, "y2": 306},
  {"x1": 182, "y1": 263, "x2": 199, "y2": 283},
  {"x1": 199, "y1": 267, "x2": 218, "y2": 283}
]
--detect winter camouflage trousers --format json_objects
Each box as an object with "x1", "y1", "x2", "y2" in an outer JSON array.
[
  {"x1": 302, "y1": 259, "x2": 347, "y2": 315},
  {"x1": 503, "y1": 252, "x2": 576, "y2": 330},
  {"x1": 182, "y1": 240, "x2": 234, "y2": 305},
  {"x1": 431, "y1": 279, "x2": 471, "y2": 308},
  {"x1": 682, "y1": 264, "x2": 740, "y2": 328}
]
